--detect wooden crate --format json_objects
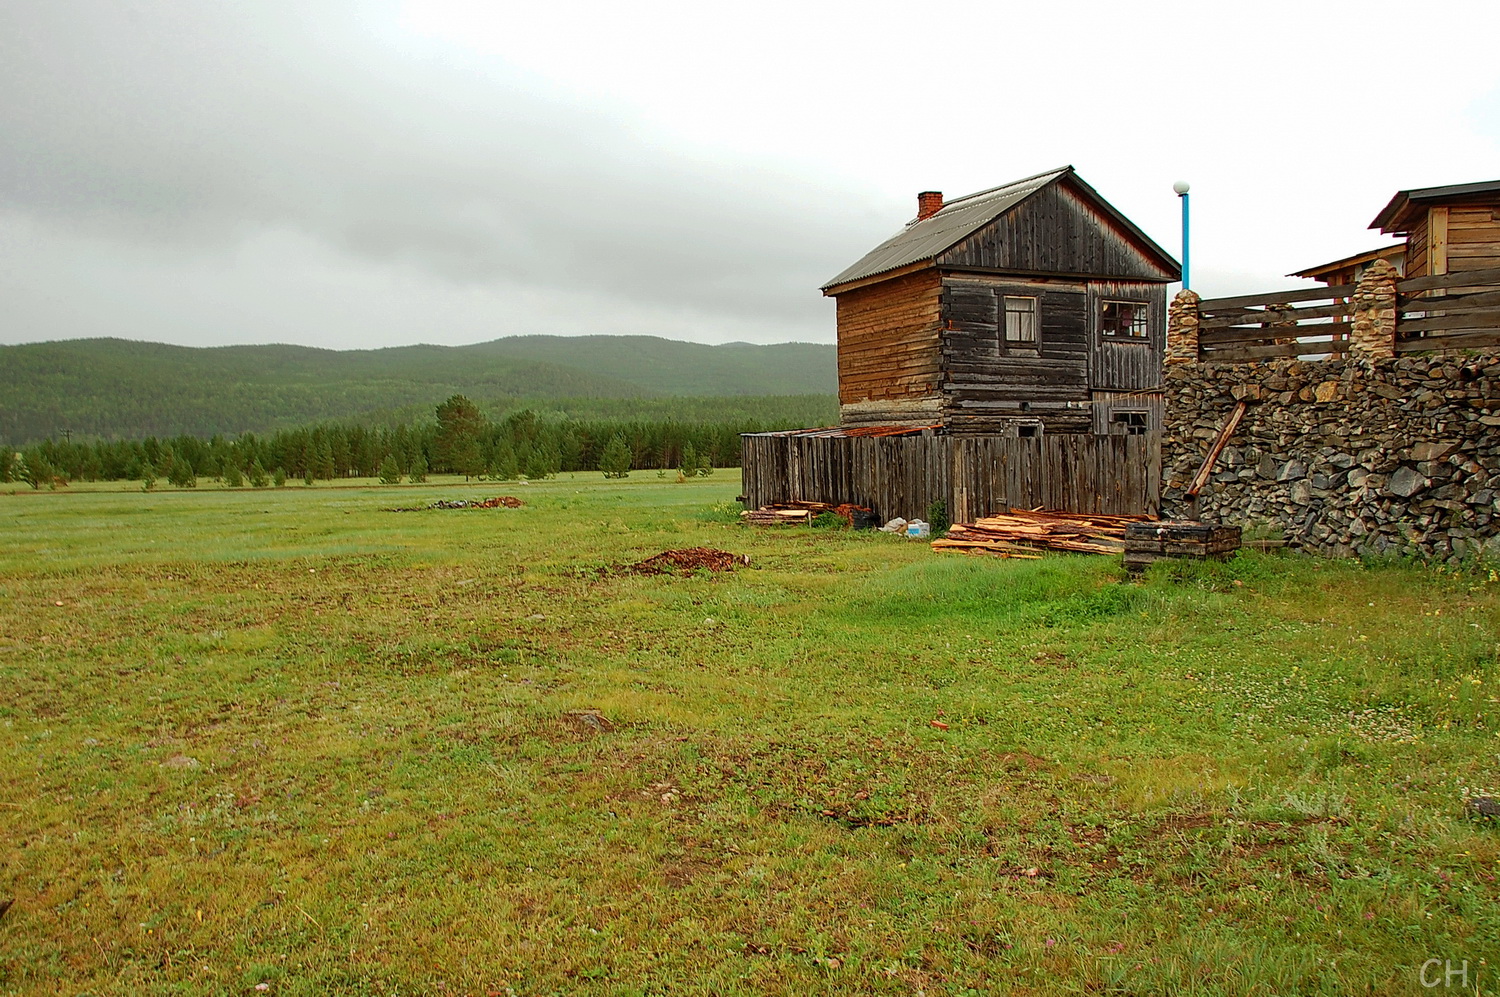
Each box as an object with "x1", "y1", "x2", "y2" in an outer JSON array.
[{"x1": 1123, "y1": 521, "x2": 1241, "y2": 572}]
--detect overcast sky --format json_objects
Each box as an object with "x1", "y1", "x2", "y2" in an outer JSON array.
[{"x1": 3, "y1": 0, "x2": 1498, "y2": 350}]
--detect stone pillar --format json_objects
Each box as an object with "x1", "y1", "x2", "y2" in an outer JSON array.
[
  {"x1": 1349, "y1": 259, "x2": 1398, "y2": 359},
  {"x1": 1166, "y1": 289, "x2": 1201, "y2": 364}
]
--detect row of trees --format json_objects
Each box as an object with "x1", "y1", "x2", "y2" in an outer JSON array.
[{"x1": 2, "y1": 395, "x2": 799, "y2": 487}]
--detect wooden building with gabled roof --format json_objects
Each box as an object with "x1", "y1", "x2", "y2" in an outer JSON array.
[
  {"x1": 1292, "y1": 179, "x2": 1500, "y2": 288},
  {"x1": 1371, "y1": 179, "x2": 1500, "y2": 279},
  {"x1": 1290, "y1": 244, "x2": 1407, "y2": 287},
  {"x1": 822, "y1": 166, "x2": 1180, "y2": 437}
]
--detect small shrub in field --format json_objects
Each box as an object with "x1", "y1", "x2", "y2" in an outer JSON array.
[
  {"x1": 139, "y1": 461, "x2": 156, "y2": 491},
  {"x1": 222, "y1": 463, "x2": 244, "y2": 488},
  {"x1": 410, "y1": 453, "x2": 429, "y2": 483},
  {"x1": 273, "y1": 467, "x2": 288, "y2": 488},
  {"x1": 247, "y1": 460, "x2": 269, "y2": 488},
  {"x1": 379, "y1": 455, "x2": 402, "y2": 485},
  {"x1": 926, "y1": 499, "x2": 950, "y2": 535}
]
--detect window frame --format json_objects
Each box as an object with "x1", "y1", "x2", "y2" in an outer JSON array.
[
  {"x1": 1015, "y1": 420, "x2": 1043, "y2": 439},
  {"x1": 1001, "y1": 294, "x2": 1040, "y2": 347},
  {"x1": 1099, "y1": 299, "x2": 1150, "y2": 341},
  {"x1": 1109, "y1": 410, "x2": 1150, "y2": 436}
]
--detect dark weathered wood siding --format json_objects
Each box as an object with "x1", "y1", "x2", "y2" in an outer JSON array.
[
  {"x1": 834, "y1": 269, "x2": 943, "y2": 426},
  {"x1": 938, "y1": 274, "x2": 1091, "y2": 435},
  {"x1": 1087, "y1": 280, "x2": 1167, "y2": 392},
  {"x1": 1406, "y1": 216, "x2": 1430, "y2": 278},
  {"x1": 1090, "y1": 391, "x2": 1164, "y2": 436},
  {"x1": 741, "y1": 432, "x2": 1158, "y2": 520},
  {"x1": 937, "y1": 180, "x2": 1176, "y2": 281}
]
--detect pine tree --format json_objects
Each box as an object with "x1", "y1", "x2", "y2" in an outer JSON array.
[
  {"x1": 379, "y1": 454, "x2": 402, "y2": 484},
  {"x1": 434, "y1": 395, "x2": 485, "y2": 478},
  {"x1": 314, "y1": 439, "x2": 335, "y2": 480},
  {"x1": 490, "y1": 441, "x2": 518, "y2": 481},
  {"x1": 168, "y1": 453, "x2": 196, "y2": 488},
  {"x1": 223, "y1": 462, "x2": 243, "y2": 488},
  {"x1": 247, "y1": 459, "x2": 269, "y2": 488},
  {"x1": 598, "y1": 434, "x2": 631, "y2": 478},
  {"x1": 678, "y1": 443, "x2": 700, "y2": 481},
  {"x1": 409, "y1": 452, "x2": 428, "y2": 483},
  {"x1": 273, "y1": 466, "x2": 288, "y2": 487},
  {"x1": 524, "y1": 445, "x2": 557, "y2": 480}
]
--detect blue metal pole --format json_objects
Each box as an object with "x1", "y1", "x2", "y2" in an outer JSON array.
[{"x1": 1179, "y1": 191, "x2": 1190, "y2": 290}]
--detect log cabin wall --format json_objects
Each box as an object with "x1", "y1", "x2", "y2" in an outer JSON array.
[
  {"x1": 931, "y1": 178, "x2": 1173, "y2": 437},
  {"x1": 1087, "y1": 280, "x2": 1167, "y2": 392},
  {"x1": 835, "y1": 269, "x2": 943, "y2": 427},
  {"x1": 938, "y1": 274, "x2": 1091, "y2": 435}
]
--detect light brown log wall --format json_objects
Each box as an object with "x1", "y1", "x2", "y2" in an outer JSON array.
[
  {"x1": 741, "y1": 433, "x2": 1157, "y2": 522},
  {"x1": 834, "y1": 270, "x2": 943, "y2": 407},
  {"x1": 1449, "y1": 206, "x2": 1500, "y2": 273}
]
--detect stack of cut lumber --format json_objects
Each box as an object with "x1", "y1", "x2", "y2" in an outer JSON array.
[
  {"x1": 741, "y1": 500, "x2": 872, "y2": 527},
  {"x1": 742, "y1": 506, "x2": 816, "y2": 525},
  {"x1": 932, "y1": 509, "x2": 1151, "y2": 556}
]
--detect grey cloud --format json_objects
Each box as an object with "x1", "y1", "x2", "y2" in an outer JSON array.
[{"x1": 0, "y1": 2, "x2": 884, "y2": 343}]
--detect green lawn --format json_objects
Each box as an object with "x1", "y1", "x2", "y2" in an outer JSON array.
[{"x1": 1, "y1": 475, "x2": 1497, "y2": 994}]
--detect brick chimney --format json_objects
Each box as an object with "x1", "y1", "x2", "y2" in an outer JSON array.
[{"x1": 917, "y1": 191, "x2": 944, "y2": 221}]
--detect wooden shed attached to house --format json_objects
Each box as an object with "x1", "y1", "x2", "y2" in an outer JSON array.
[
  {"x1": 1372, "y1": 179, "x2": 1500, "y2": 278},
  {"x1": 1290, "y1": 244, "x2": 1406, "y2": 287},
  {"x1": 822, "y1": 167, "x2": 1181, "y2": 439}
]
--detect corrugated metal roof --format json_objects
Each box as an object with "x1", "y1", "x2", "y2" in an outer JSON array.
[
  {"x1": 1371, "y1": 179, "x2": 1500, "y2": 233},
  {"x1": 743, "y1": 425, "x2": 941, "y2": 439},
  {"x1": 821, "y1": 167, "x2": 1072, "y2": 291}
]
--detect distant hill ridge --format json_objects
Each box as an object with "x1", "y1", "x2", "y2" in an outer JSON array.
[{"x1": 0, "y1": 335, "x2": 837, "y2": 443}]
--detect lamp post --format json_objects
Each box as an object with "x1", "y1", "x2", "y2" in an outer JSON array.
[{"x1": 1172, "y1": 181, "x2": 1191, "y2": 290}]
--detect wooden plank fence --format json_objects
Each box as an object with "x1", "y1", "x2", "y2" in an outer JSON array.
[
  {"x1": 1196, "y1": 285, "x2": 1354, "y2": 362},
  {"x1": 741, "y1": 432, "x2": 1158, "y2": 522},
  {"x1": 1397, "y1": 265, "x2": 1500, "y2": 352},
  {"x1": 1190, "y1": 266, "x2": 1500, "y2": 361}
]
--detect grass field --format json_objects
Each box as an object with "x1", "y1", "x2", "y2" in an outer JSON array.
[{"x1": 2, "y1": 475, "x2": 1498, "y2": 995}]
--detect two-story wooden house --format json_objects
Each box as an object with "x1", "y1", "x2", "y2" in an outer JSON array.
[{"x1": 822, "y1": 166, "x2": 1181, "y2": 437}]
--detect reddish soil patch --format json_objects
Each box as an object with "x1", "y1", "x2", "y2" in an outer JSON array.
[{"x1": 623, "y1": 548, "x2": 750, "y2": 576}]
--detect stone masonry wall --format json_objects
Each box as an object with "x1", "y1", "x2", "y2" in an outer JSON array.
[{"x1": 1161, "y1": 355, "x2": 1500, "y2": 562}]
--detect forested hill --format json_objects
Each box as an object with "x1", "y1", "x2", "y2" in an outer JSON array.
[{"x1": 0, "y1": 335, "x2": 837, "y2": 443}]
